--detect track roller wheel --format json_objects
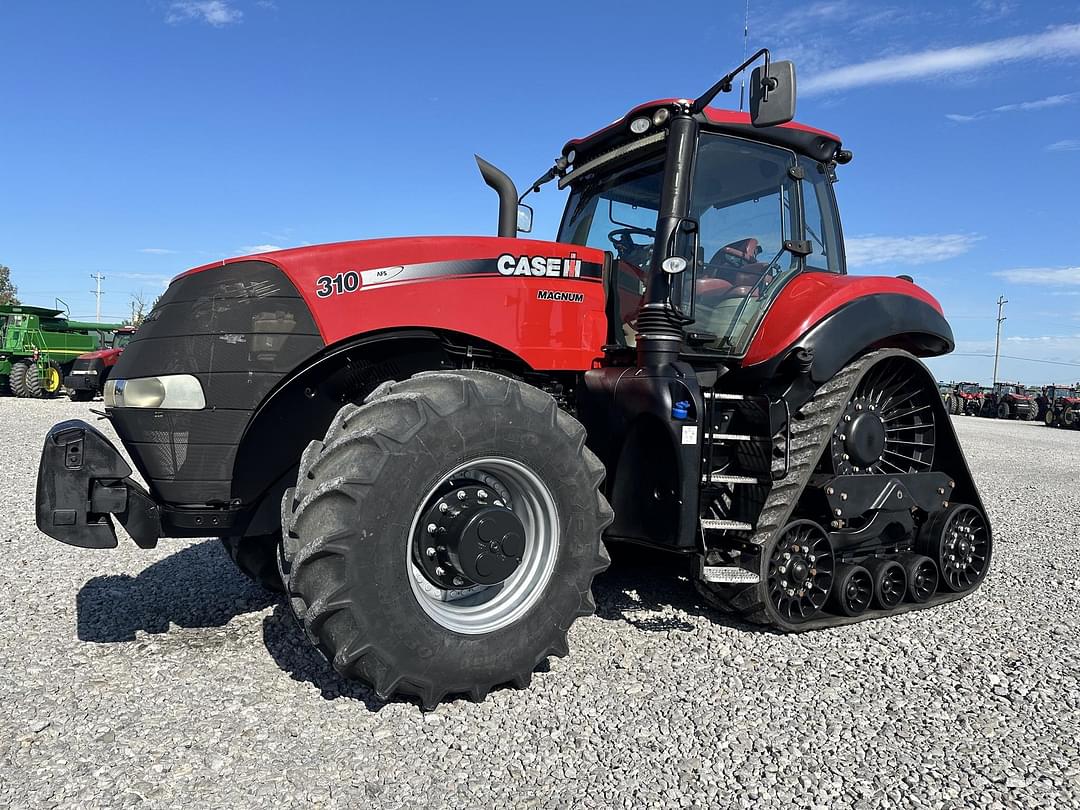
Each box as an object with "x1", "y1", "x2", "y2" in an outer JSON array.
[
  {"x1": 919, "y1": 503, "x2": 991, "y2": 593},
  {"x1": 829, "y1": 563, "x2": 872, "y2": 617},
  {"x1": 865, "y1": 558, "x2": 906, "y2": 609},
  {"x1": 897, "y1": 553, "x2": 938, "y2": 603},
  {"x1": 762, "y1": 520, "x2": 835, "y2": 625}
]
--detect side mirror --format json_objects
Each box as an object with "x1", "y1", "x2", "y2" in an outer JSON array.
[
  {"x1": 750, "y1": 59, "x2": 796, "y2": 128},
  {"x1": 517, "y1": 203, "x2": 534, "y2": 234}
]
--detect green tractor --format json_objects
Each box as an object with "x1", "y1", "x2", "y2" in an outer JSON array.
[{"x1": 0, "y1": 305, "x2": 123, "y2": 399}]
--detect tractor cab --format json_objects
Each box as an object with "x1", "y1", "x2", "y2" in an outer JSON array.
[{"x1": 556, "y1": 112, "x2": 844, "y2": 355}]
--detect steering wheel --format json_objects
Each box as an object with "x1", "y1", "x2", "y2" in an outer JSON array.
[{"x1": 608, "y1": 226, "x2": 655, "y2": 269}]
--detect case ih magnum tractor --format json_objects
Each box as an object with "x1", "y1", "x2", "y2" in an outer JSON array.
[
  {"x1": 945, "y1": 381, "x2": 983, "y2": 416},
  {"x1": 980, "y1": 382, "x2": 1036, "y2": 420},
  {"x1": 64, "y1": 326, "x2": 137, "y2": 402},
  {"x1": 35, "y1": 54, "x2": 991, "y2": 707},
  {"x1": 1040, "y1": 385, "x2": 1080, "y2": 428}
]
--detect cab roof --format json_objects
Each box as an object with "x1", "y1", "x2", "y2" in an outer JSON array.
[{"x1": 562, "y1": 99, "x2": 843, "y2": 166}]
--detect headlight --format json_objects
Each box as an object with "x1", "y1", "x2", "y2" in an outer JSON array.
[{"x1": 104, "y1": 375, "x2": 206, "y2": 410}]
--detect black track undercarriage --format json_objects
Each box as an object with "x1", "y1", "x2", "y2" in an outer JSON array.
[{"x1": 694, "y1": 350, "x2": 992, "y2": 632}]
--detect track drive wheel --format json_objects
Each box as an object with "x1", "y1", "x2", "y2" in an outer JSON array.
[
  {"x1": 9, "y1": 362, "x2": 29, "y2": 397},
  {"x1": 829, "y1": 564, "x2": 873, "y2": 616},
  {"x1": 222, "y1": 532, "x2": 284, "y2": 592},
  {"x1": 919, "y1": 503, "x2": 991, "y2": 593},
  {"x1": 279, "y1": 370, "x2": 612, "y2": 707},
  {"x1": 865, "y1": 558, "x2": 906, "y2": 609}
]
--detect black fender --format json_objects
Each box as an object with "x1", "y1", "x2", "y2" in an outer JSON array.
[
  {"x1": 233, "y1": 329, "x2": 449, "y2": 534},
  {"x1": 746, "y1": 293, "x2": 954, "y2": 386}
]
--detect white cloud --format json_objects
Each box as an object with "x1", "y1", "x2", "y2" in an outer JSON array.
[
  {"x1": 993, "y1": 266, "x2": 1080, "y2": 286},
  {"x1": 802, "y1": 23, "x2": 1080, "y2": 95},
  {"x1": 138, "y1": 248, "x2": 177, "y2": 255},
  {"x1": 947, "y1": 92, "x2": 1077, "y2": 122},
  {"x1": 239, "y1": 244, "x2": 283, "y2": 254},
  {"x1": 110, "y1": 272, "x2": 175, "y2": 289},
  {"x1": 1046, "y1": 139, "x2": 1080, "y2": 152},
  {"x1": 166, "y1": 1, "x2": 242, "y2": 27},
  {"x1": 845, "y1": 234, "x2": 980, "y2": 267}
]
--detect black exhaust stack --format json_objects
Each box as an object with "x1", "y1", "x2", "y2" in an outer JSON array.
[{"x1": 475, "y1": 155, "x2": 518, "y2": 238}]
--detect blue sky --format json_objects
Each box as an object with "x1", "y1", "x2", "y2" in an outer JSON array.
[{"x1": 1, "y1": 0, "x2": 1078, "y2": 384}]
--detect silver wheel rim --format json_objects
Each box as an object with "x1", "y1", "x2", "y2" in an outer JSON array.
[{"x1": 406, "y1": 456, "x2": 560, "y2": 635}]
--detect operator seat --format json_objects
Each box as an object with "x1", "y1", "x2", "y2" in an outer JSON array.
[{"x1": 696, "y1": 238, "x2": 768, "y2": 305}]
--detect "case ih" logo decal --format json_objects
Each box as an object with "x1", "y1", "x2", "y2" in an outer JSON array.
[{"x1": 496, "y1": 253, "x2": 582, "y2": 278}]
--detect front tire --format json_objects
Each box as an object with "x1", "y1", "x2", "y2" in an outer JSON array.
[
  {"x1": 279, "y1": 370, "x2": 612, "y2": 707},
  {"x1": 25, "y1": 361, "x2": 62, "y2": 398},
  {"x1": 9, "y1": 362, "x2": 29, "y2": 397}
]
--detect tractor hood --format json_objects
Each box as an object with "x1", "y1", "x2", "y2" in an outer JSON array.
[
  {"x1": 77, "y1": 348, "x2": 121, "y2": 362},
  {"x1": 109, "y1": 235, "x2": 607, "y2": 506},
  {"x1": 176, "y1": 236, "x2": 608, "y2": 371}
]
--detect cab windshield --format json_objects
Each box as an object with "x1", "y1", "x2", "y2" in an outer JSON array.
[
  {"x1": 557, "y1": 131, "x2": 843, "y2": 355},
  {"x1": 114, "y1": 331, "x2": 133, "y2": 350}
]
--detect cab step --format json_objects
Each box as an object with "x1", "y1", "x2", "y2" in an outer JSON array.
[
  {"x1": 700, "y1": 518, "x2": 754, "y2": 532},
  {"x1": 702, "y1": 473, "x2": 765, "y2": 485},
  {"x1": 697, "y1": 562, "x2": 761, "y2": 584}
]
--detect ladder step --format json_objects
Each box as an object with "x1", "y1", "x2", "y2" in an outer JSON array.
[
  {"x1": 703, "y1": 433, "x2": 760, "y2": 442},
  {"x1": 703, "y1": 392, "x2": 749, "y2": 401},
  {"x1": 703, "y1": 473, "x2": 764, "y2": 485},
  {"x1": 700, "y1": 518, "x2": 754, "y2": 532},
  {"x1": 699, "y1": 565, "x2": 761, "y2": 584}
]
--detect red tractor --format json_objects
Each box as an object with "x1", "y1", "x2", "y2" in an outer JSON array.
[
  {"x1": 35, "y1": 53, "x2": 991, "y2": 707},
  {"x1": 945, "y1": 381, "x2": 983, "y2": 416},
  {"x1": 1040, "y1": 384, "x2": 1080, "y2": 428},
  {"x1": 979, "y1": 381, "x2": 1036, "y2": 420},
  {"x1": 64, "y1": 326, "x2": 137, "y2": 402}
]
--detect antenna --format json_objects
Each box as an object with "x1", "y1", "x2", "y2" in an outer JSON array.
[
  {"x1": 90, "y1": 272, "x2": 105, "y2": 323},
  {"x1": 739, "y1": 0, "x2": 751, "y2": 111}
]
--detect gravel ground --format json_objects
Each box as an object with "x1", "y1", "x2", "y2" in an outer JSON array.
[{"x1": 1, "y1": 398, "x2": 1078, "y2": 809}]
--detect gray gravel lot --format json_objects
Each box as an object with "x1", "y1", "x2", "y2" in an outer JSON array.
[{"x1": 1, "y1": 398, "x2": 1078, "y2": 809}]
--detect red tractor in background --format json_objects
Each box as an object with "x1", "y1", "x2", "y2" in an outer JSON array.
[
  {"x1": 1040, "y1": 384, "x2": 1080, "y2": 428},
  {"x1": 35, "y1": 52, "x2": 991, "y2": 707},
  {"x1": 64, "y1": 326, "x2": 137, "y2": 402},
  {"x1": 979, "y1": 381, "x2": 1037, "y2": 420},
  {"x1": 945, "y1": 381, "x2": 983, "y2": 416}
]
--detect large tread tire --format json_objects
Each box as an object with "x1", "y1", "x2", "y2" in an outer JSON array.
[
  {"x1": 279, "y1": 370, "x2": 612, "y2": 707},
  {"x1": 222, "y1": 533, "x2": 284, "y2": 592},
  {"x1": 24, "y1": 361, "x2": 61, "y2": 399},
  {"x1": 9, "y1": 362, "x2": 29, "y2": 398}
]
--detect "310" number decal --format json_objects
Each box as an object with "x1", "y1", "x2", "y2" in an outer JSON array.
[{"x1": 315, "y1": 271, "x2": 361, "y2": 298}]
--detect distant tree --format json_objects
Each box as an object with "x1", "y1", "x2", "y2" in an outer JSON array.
[
  {"x1": 128, "y1": 290, "x2": 162, "y2": 327},
  {"x1": 0, "y1": 264, "x2": 19, "y2": 305}
]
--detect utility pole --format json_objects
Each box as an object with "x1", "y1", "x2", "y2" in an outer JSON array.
[
  {"x1": 992, "y1": 295, "x2": 1008, "y2": 386},
  {"x1": 90, "y1": 273, "x2": 105, "y2": 322}
]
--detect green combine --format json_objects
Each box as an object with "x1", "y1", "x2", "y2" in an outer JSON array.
[{"x1": 0, "y1": 305, "x2": 123, "y2": 398}]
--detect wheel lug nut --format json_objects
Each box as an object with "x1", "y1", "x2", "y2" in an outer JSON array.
[
  {"x1": 457, "y1": 491, "x2": 467, "y2": 501},
  {"x1": 426, "y1": 523, "x2": 438, "y2": 535},
  {"x1": 478, "y1": 489, "x2": 488, "y2": 499},
  {"x1": 435, "y1": 566, "x2": 446, "y2": 576},
  {"x1": 425, "y1": 547, "x2": 436, "y2": 558},
  {"x1": 453, "y1": 577, "x2": 465, "y2": 586},
  {"x1": 438, "y1": 502, "x2": 449, "y2": 513}
]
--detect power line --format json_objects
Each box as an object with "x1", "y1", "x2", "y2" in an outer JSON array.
[{"x1": 952, "y1": 352, "x2": 1080, "y2": 369}]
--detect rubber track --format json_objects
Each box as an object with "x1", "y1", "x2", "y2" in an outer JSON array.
[
  {"x1": 279, "y1": 369, "x2": 612, "y2": 708},
  {"x1": 697, "y1": 350, "x2": 974, "y2": 631}
]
